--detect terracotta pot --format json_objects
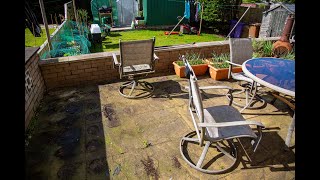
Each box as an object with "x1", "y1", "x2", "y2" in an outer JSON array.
[
  {"x1": 173, "y1": 62, "x2": 208, "y2": 78},
  {"x1": 208, "y1": 64, "x2": 242, "y2": 80}
]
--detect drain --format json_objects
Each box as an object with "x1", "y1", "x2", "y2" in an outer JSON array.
[
  {"x1": 87, "y1": 125, "x2": 100, "y2": 135},
  {"x1": 86, "y1": 139, "x2": 102, "y2": 152},
  {"x1": 85, "y1": 112, "x2": 101, "y2": 122},
  {"x1": 88, "y1": 158, "x2": 107, "y2": 174}
]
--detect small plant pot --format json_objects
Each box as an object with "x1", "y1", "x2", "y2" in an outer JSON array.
[
  {"x1": 208, "y1": 64, "x2": 242, "y2": 80},
  {"x1": 173, "y1": 62, "x2": 208, "y2": 78}
]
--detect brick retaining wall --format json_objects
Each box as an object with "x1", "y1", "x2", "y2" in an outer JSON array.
[
  {"x1": 38, "y1": 37, "x2": 279, "y2": 90},
  {"x1": 25, "y1": 47, "x2": 46, "y2": 130}
]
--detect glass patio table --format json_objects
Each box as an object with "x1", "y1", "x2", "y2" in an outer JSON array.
[{"x1": 242, "y1": 57, "x2": 295, "y2": 147}]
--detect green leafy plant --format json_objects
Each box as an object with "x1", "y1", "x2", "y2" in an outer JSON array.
[
  {"x1": 175, "y1": 52, "x2": 205, "y2": 66},
  {"x1": 280, "y1": 50, "x2": 295, "y2": 60},
  {"x1": 209, "y1": 52, "x2": 230, "y2": 69},
  {"x1": 252, "y1": 39, "x2": 274, "y2": 57}
]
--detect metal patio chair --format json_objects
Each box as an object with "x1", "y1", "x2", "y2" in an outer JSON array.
[
  {"x1": 226, "y1": 38, "x2": 265, "y2": 112},
  {"x1": 112, "y1": 37, "x2": 159, "y2": 98},
  {"x1": 180, "y1": 55, "x2": 265, "y2": 174}
]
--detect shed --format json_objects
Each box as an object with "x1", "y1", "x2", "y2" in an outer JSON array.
[
  {"x1": 142, "y1": 0, "x2": 184, "y2": 26},
  {"x1": 259, "y1": 3, "x2": 295, "y2": 38}
]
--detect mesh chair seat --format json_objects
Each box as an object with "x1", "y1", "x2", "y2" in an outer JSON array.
[
  {"x1": 123, "y1": 64, "x2": 152, "y2": 74},
  {"x1": 204, "y1": 105, "x2": 257, "y2": 141},
  {"x1": 112, "y1": 37, "x2": 158, "y2": 98}
]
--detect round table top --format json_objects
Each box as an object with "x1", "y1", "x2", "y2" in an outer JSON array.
[{"x1": 242, "y1": 57, "x2": 295, "y2": 97}]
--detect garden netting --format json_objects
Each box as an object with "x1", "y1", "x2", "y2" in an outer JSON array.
[{"x1": 40, "y1": 20, "x2": 91, "y2": 59}]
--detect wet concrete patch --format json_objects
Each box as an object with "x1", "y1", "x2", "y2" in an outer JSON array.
[
  {"x1": 86, "y1": 139, "x2": 103, "y2": 152},
  {"x1": 103, "y1": 104, "x2": 120, "y2": 128},
  {"x1": 141, "y1": 156, "x2": 159, "y2": 179},
  {"x1": 87, "y1": 158, "x2": 108, "y2": 174},
  {"x1": 63, "y1": 102, "x2": 83, "y2": 114},
  {"x1": 56, "y1": 128, "x2": 81, "y2": 146},
  {"x1": 86, "y1": 101, "x2": 100, "y2": 111},
  {"x1": 57, "y1": 162, "x2": 81, "y2": 180},
  {"x1": 54, "y1": 143, "x2": 78, "y2": 159},
  {"x1": 87, "y1": 124, "x2": 101, "y2": 135},
  {"x1": 56, "y1": 115, "x2": 79, "y2": 127},
  {"x1": 171, "y1": 156, "x2": 181, "y2": 169},
  {"x1": 85, "y1": 112, "x2": 102, "y2": 122}
]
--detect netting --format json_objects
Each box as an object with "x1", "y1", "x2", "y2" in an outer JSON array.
[{"x1": 40, "y1": 20, "x2": 91, "y2": 59}]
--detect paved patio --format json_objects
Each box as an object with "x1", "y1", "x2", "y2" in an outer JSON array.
[{"x1": 25, "y1": 75, "x2": 295, "y2": 180}]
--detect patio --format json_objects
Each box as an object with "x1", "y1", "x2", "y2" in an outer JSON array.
[{"x1": 25, "y1": 74, "x2": 295, "y2": 179}]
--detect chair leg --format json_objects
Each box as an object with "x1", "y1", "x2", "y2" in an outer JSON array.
[
  {"x1": 227, "y1": 83, "x2": 266, "y2": 112},
  {"x1": 180, "y1": 131, "x2": 239, "y2": 174},
  {"x1": 119, "y1": 79, "x2": 155, "y2": 99}
]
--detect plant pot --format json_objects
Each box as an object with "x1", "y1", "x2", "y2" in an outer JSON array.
[
  {"x1": 173, "y1": 62, "x2": 208, "y2": 78},
  {"x1": 208, "y1": 64, "x2": 242, "y2": 80}
]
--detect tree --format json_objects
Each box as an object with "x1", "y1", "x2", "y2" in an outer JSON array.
[{"x1": 198, "y1": 0, "x2": 242, "y2": 33}]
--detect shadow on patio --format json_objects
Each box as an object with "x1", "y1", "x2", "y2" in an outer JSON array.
[{"x1": 25, "y1": 74, "x2": 295, "y2": 179}]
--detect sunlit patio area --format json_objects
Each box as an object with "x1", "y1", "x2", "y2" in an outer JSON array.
[{"x1": 25, "y1": 74, "x2": 295, "y2": 179}]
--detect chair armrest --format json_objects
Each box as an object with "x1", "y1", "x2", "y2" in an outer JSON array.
[
  {"x1": 225, "y1": 61, "x2": 241, "y2": 67},
  {"x1": 185, "y1": 85, "x2": 234, "y2": 106},
  {"x1": 112, "y1": 53, "x2": 120, "y2": 66},
  {"x1": 198, "y1": 121, "x2": 265, "y2": 128},
  {"x1": 153, "y1": 53, "x2": 159, "y2": 61}
]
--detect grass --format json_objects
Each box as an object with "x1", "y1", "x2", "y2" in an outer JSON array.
[
  {"x1": 91, "y1": 29, "x2": 224, "y2": 52},
  {"x1": 25, "y1": 28, "x2": 56, "y2": 47}
]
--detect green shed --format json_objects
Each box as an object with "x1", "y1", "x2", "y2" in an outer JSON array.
[{"x1": 142, "y1": 0, "x2": 185, "y2": 26}]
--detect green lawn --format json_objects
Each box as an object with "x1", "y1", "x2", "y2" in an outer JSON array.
[
  {"x1": 25, "y1": 28, "x2": 56, "y2": 47},
  {"x1": 92, "y1": 30, "x2": 225, "y2": 52}
]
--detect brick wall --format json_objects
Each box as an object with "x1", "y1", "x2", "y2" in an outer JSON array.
[
  {"x1": 39, "y1": 38, "x2": 279, "y2": 90},
  {"x1": 25, "y1": 47, "x2": 46, "y2": 130}
]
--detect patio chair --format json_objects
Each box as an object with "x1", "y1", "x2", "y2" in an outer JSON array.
[
  {"x1": 112, "y1": 37, "x2": 159, "y2": 98},
  {"x1": 180, "y1": 55, "x2": 265, "y2": 174},
  {"x1": 226, "y1": 38, "x2": 265, "y2": 112}
]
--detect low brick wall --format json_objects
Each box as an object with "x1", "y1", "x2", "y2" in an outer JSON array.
[
  {"x1": 38, "y1": 37, "x2": 279, "y2": 90},
  {"x1": 25, "y1": 47, "x2": 46, "y2": 130}
]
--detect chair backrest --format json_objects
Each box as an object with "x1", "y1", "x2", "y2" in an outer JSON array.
[
  {"x1": 229, "y1": 38, "x2": 253, "y2": 65},
  {"x1": 183, "y1": 56, "x2": 204, "y2": 124},
  {"x1": 119, "y1": 37, "x2": 155, "y2": 67}
]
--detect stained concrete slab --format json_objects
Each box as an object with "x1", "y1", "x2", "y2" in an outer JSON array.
[{"x1": 25, "y1": 75, "x2": 295, "y2": 179}]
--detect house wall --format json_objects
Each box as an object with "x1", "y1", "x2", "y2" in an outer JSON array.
[
  {"x1": 25, "y1": 47, "x2": 46, "y2": 130},
  {"x1": 38, "y1": 37, "x2": 279, "y2": 90}
]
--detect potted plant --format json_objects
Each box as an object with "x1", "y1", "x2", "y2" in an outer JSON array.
[
  {"x1": 173, "y1": 52, "x2": 208, "y2": 78},
  {"x1": 207, "y1": 52, "x2": 242, "y2": 80}
]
